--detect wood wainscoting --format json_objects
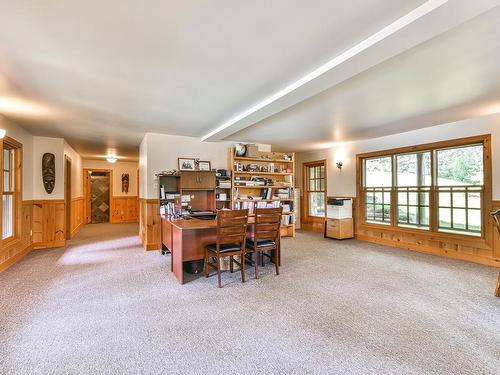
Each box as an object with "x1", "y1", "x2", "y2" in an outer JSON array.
[
  {"x1": 0, "y1": 201, "x2": 33, "y2": 272},
  {"x1": 111, "y1": 196, "x2": 139, "y2": 223},
  {"x1": 139, "y1": 198, "x2": 160, "y2": 250},
  {"x1": 354, "y1": 199, "x2": 500, "y2": 267},
  {"x1": 32, "y1": 199, "x2": 66, "y2": 249},
  {"x1": 71, "y1": 197, "x2": 84, "y2": 238}
]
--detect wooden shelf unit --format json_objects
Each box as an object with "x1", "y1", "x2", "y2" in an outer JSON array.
[
  {"x1": 229, "y1": 148, "x2": 296, "y2": 237},
  {"x1": 215, "y1": 174, "x2": 232, "y2": 210}
]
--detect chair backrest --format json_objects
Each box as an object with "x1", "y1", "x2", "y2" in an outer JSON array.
[
  {"x1": 216, "y1": 209, "x2": 249, "y2": 247},
  {"x1": 254, "y1": 207, "x2": 283, "y2": 242}
]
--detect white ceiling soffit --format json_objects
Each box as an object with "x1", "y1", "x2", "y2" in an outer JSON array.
[
  {"x1": 228, "y1": 4, "x2": 500, "y2": 151},
  {"x1": 203, "y1": 0, "x2": 500, "y2": 142}
]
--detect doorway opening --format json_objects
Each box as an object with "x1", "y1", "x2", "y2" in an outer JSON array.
[{"x1": 87, "y1": 171, "x2": 111, "y2": 224}]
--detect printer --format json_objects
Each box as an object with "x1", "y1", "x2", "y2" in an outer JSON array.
[{"x1": 326, "y1": 198, "x2": 352, "y2": 219}]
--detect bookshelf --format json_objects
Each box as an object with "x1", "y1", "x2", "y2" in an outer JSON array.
[{"x1": 229, "y1": 148, "x2": 296, "y2": 237}]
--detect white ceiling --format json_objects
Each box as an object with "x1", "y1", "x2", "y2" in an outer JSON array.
[
  {"x1": 229, "y1": 3, "x2": 500, "y2": 150},
  {"x1": 0, "y1": 1, "x2": 499, "y2": 159}
]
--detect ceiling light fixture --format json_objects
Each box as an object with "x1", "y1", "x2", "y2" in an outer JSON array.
[
  {"x1": 106, "y1": 155, "x2": 118, "y2": 163},
  {"x1": 201, "y1": 0, "x2": 449, "y2": 141}
]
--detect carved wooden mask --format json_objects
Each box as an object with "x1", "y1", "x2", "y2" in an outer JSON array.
[
  {"x1": 122, "y1": 173, "x2": 129, "y2": 193},
  {"x1": 42, "y1": 153, "x2": 55, "y2": 194}
]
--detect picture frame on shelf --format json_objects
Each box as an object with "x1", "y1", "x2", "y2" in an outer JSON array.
[
  {"x1": 178, "y1": 157, "x2": 196, "y2": 171},
  {"x1": 198, "y1": 160, "x2": 211, "y2": 171}
]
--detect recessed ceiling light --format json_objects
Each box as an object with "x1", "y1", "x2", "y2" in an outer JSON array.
[{"x1": 106, "y1": 155, "x2": 118, "y2": 163}]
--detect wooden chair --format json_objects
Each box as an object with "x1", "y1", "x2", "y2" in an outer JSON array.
[
  {"x1": 246, "y1": 207, "x2": 282, "y2": 279},
  {"x1": 204, "y1": 209, "x2": 249, "y2": 288}
]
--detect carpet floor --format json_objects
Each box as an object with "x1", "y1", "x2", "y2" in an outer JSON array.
[{"x1": 0, "y1": 223, "x2": 499, "y2": 374}]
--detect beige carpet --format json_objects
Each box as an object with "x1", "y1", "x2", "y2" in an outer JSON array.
[{"x1": 1, "y1": 223, "x2": 499, "y2": 374}]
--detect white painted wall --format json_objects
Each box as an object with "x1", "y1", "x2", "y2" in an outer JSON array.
[
  {"x1": 140, "y1": 133, "x2": 270, "y2": 199},
  {"x1": 296, "y1": 113, "x2": 500, "y2": 200},
  {"x1": 32, "y1": 136, "x2": 65, "y2": 200},
  {"x1": 64, "y1": 141, "x2": 83, "y2": 198},
  {"x1": 0, "y1": 116, "x2": 34, "y2": 200},
  {"x1": 82, "y1": 159, "x2": 138, "y2": 197},
  {"x1": 139, "y1": 135, "x2": 148, "y2": 199}
]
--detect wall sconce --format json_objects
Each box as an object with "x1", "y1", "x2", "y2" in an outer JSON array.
[
  {"x1": 336, "y1": 161, "x2": 343, "y2": 170},
  {"x1": 0, "y1": 129, "x2": 6, "y2": 139}
]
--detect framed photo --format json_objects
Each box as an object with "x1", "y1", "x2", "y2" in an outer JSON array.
[
  {"x1": 198, "y1": 161, "x2": 211, "y2": 171},
  {"x1": 178, "y1": 158, "x2": 196, "y2": 171}
]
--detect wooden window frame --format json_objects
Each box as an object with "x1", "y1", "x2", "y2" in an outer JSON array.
[
  {"x1": 1, "y1": 136, "x2": 22, "y2": 246},
  {"x1": 356, "y1": 134, "x2": 492, "y2": 248},
  {"x1": 302, "y1": 160, "x2": 327, "y2": 224}
]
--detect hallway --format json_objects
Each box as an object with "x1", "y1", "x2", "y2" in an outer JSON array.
[{"x1": 1, "y1": 224, "x2": 499, "y2": 374}]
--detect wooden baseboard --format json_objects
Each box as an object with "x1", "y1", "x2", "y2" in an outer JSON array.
[
  {"x1": 0, "y1": 244, "x2": 34, "y2": 273},
  {"x1": 356, "y1": 234, "x2": 500, "y2": 268},
  {"x1": 144, "y1": 242, "x2": 160, "y2": 251},
  {"x1": 71, "y1": 222, "x2": 84, "y2": 238},
  {"x1": 33, "y1": 240, "x2": 66, "y2": 250}
]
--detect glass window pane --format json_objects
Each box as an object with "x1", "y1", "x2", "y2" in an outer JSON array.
[
  {"x1": 396, "y1": 152, "x2": 431, "y2": 187},
  {"x1": 453, "y1": 209, "x2": 466, "y2": 229},
  {"x1": 398, "y1": 192, "x2": 407, "y2": 205},
  {"x1": 468, "y1": 192, "x2": 481, "y2": 209},
  {"x1": 374, "y1": 205, "x2": 384, "y2": 221},
  {"x1": 437, "y1": 145, "x2": 483, "y2": 186},
  {"x1": 420, "y1": 207, "x2": 430, "y2": 225},
  {"x1": 366, "y1": 204, "x2": 374, "y2": 220},
  {"x1": 398, "y1": 206, "x2": 408, "y2": 222},
  {"x1": 419, "y1": 192, "x2": 429, "y2": 206},
  {"x1": 374, "y1": 192, "x2": 383, "y2": 204},
  {"x1": 3, "y1": 149, "x2": 9, "y2": 170},
  {"x1": 2, "y1": 194, "x2": 13, "y2": 239},
  {"x1": 383, "y1": 192, "x2": 391, "y2": 204},
  {"x1": 453, "y1": 192, "x2": 466, "y2": 208},
  {"x1": 3, "y1": 171, "x2": 9, "y2": 191},
  {"x1": 408, "y1": 206, "x2": 418, "y2": 224},
  {"x1": 309, "y1": 167, "x2": 316, "y2": 179},
  {"x1": 468, "y1": 210, "x2": 481, "y2": 232},
  {"x1": 439, "y1": 208, "x2": 452, "y2": 228},
  {"x1": 308, "y1": 192, "x2": 324, "y2": 217},
  {"x1": 408, "y1": 192, "x2": 418, "y2": 205},
  {"x1": 439, "y1": 192, "x2": 451, "y2": 207},
  {"x1": 366, "y1": 192, "x2": 374, "y2": 203},
  {"x1": 364, "y1": 157, "x2": 392, "y2": 187}
]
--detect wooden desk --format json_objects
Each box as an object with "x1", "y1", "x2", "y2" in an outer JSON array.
[{"x1": 162, "y1": 216, "x2": 218, "y2": 284}]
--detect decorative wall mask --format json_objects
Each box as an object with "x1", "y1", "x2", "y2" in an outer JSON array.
[
  {"x1": 122, "y1": 173, "x2": 129, "y2": 193},
  {"x1": 42, "y1": 153, "x2": 56, "y2": 194}
]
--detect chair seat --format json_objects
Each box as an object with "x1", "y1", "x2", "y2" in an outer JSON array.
[
  {"x1": 246, "y1": 239, "x2": 276, "y2": 250},
  {"x1": 206, "y1": 243, "x2": 242, "y2": 253}
]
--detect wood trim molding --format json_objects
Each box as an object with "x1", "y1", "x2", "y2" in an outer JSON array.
[
  {"x1": 0, "y1": 243, "x2": 33, "y2": 273},
  {"x1": 301, "y1": 159, "x2": 327, "y2": 232}
]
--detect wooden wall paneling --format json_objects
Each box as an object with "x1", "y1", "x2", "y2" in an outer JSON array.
[
  {"x1": 32, "y1": 200, "x2": 66, "y2": 249},
  {"x1": 139, "y1": 198, "x2": 160, "y2": 250},
  {"x1": 70, "y1": 197, "x2": 84, "y2": 237},
  {"x1": 110, "y1": 196, "x2": 139, "y2": 223},
  {"x1": 0, "y1": 201, "x2": 33, "y2": 272}
]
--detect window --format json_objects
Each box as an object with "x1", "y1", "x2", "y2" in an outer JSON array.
[
  {"x1": 2, "y1": 137, "x2": 20, "y2": 241},
  {"x1": 396, "y1": 152, "x2": 431, "y2": 229},
  {"x1": 305, "y1": 162, "x2": 326, "y2": 217},
  {"x1": 363, "y1": 157, "x2": 391, "y2": 224},
  {"x1": 359, "y1": 136, "x2": 489, "y2": 237},
  {"x1": 436, "y1": 144, "x2": 483, "y2": 236}
]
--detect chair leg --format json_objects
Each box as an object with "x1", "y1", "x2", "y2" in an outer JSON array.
[
  {"x1": 241, "y1": 253, "x2": 246, "y2": 283},
  {"x1": 216, "y1": 255, "x2": 222, "y2": 288},
  {"x1": 204, "y1": 251, "x2": 209, "y2": 278},
  {"x1": 254, "y1": 251, "x2": 259, "y2": 279},
  {"x1": 495, "y1": 272, "x2": 500, "y2": 297},
  {"x1": 274, "y1": 248, "x2": 280, "y2": 276},
  {"x1": 230, "y1": 256, "x2": 234, "y2": 273}
]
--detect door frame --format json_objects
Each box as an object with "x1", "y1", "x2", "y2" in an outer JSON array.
[
  {"x1": 83, "y1": 168, "x2": 113, "y2": 224},
  {"x1": 64, "y1": 155, "x2": 72, "y2": 240}
]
